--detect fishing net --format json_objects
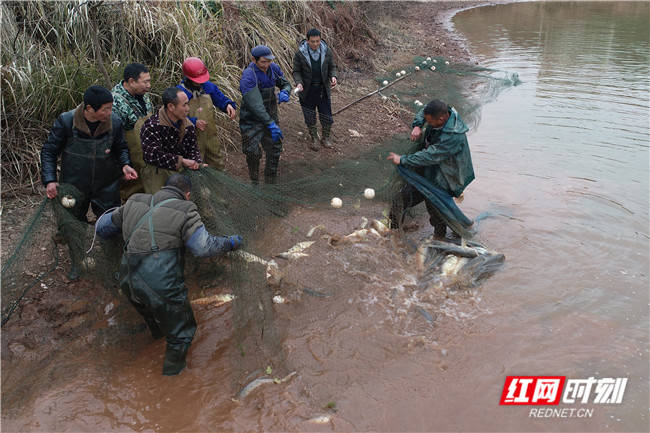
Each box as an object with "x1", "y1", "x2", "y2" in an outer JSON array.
[
  {"x1": 374, "y1": 55, "x2": 520, "y2": 130},
  {"x1": 1, "y1": 55, "x2": 518, "y2": 401}
]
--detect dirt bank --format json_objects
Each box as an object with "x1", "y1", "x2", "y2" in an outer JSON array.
[{"x1": 1, "y1": 0, "x2": 490, "y2": 422}]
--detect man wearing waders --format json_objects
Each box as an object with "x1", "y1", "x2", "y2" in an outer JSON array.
[
  {"x1": 112, "y1": 63, "x2": 154, "y2": 200},
  {"x1": 140, "y1": 87, "x2": 204, "y2": 193},
  {"x1": 239, "y1": 45, "x2": 291, "y2": 184},
  {"x1": 177, "y1": 57, "x2": 237, "y2": 170},
  {"x1": 292, "y1": 28, "x2": 338, "y2": 151},
  {"x1": 387, "y1": 99, "x2": 475, "y2": 238},
  {"x1": 95, "y1": 174, "x2": 243, "y2": 375},
  {"x1": 41, "y1": 85, "x2": 138, "y2": 221}
]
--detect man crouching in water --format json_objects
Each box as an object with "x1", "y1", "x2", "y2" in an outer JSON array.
[{"x1": 96, "y1": 174, "x2": 243, "y2": 375}]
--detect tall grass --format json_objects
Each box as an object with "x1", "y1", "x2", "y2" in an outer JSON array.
[{"x1": 0, "y1": 0, "x2": 376, "y2": 196}]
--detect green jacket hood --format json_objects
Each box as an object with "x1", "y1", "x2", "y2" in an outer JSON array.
[{"x1": 442, "y1": 107, "x2": 469, "y2": 134}]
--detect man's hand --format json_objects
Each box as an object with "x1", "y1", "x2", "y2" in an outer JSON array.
[
  {"x1": 295, "y1": 83, "x2": 304, "y2": 93},
  {"x1": 387, "y1": 152, "x2": 401, "y2": 165},
  {"x1": 46, "y1": 182, "x2": 59, "y2": 199},
  {"x1": 182, "y1": 158, "x2": 200, "y2": 170},
  {"x1": 122, "y1": 165, "x2": 138, "y2": 180},
  {"x1": 196, "y1": 119, "x2": 207, "y2": 131},
  {"x1": 226, "y1": 104, "x2": 236, "y2": 120},
  {"x1": 410, "y1": 126, "x2": 422, "y2": 142},
  {"x1": 331, "y1": 77, "x2": 337, "y2": 87}
]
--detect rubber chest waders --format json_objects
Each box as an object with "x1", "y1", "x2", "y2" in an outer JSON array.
[
  {"x1": 119, "y1": 98, "x2": 152, "y2": 200},
  {"x1": 119, "y1": 196, "x2": 197, "y2": 375},
  {"x1": 186, "y1": 88, "x2": 226, "y2": 170},
  {"x1": 240, "y1": 66, "x2": 282, "y2": 184}
]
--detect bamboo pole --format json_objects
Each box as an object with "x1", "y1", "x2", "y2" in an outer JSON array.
[{"x1": 332, "y1": 72, "x2": 411, "y2": 116}]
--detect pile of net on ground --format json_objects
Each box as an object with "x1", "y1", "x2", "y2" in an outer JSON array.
[{"x1": 1, "y1": 55, "x2": 519, "y2": 389}]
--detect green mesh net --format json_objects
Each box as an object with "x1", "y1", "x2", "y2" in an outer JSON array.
[{"x1": 2, "y1": 55, "x2": 518, "y2": 401}]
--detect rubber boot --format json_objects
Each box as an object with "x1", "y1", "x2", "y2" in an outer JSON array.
[
  {"x1": 67, "y1": 243, "x2": 80, "y2": 281},
  {"x1": 246, "y1": 155, "x2": 260, "y2": 186},
  {"x1": 321, "y1": 123, "x2": 333, "y2": 149},
  {"x1": 162, "y1": 344, "x2": 188, "y2": 376},
  {"x1": 308, "y1": 125, "x2": 320, "y2": 151},
  {"x1": 67, "y1": 264, "x2": 80, "y2": 281},
  {"x1": 433, "y1": 224, "x2": 447, "y2": 239},
  {"x1": 264, "y1": 155, "x2": 280, "y2": 185}
]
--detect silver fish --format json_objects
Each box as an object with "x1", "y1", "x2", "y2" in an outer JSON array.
[
  {"x1": 307, "y1": 414, "x2": 332, "y2": 424},
  {"x1": 276, "y1": 241, "x2": 315, "y2": 260},
  {"x1": 306, "y1": 225, "x2": 325, "y2": 237},
  {"x1": 417, "y1": 239, "x2": 505, "y2": 289},
  {"x1": 191, "y1": 294, "x2": 234, "y2": 306},
  {"x1": 236, "y1": 371, "x2": 297, "y2": 400},
  {"x1": 302, "y1": 288, "x2": 333, "y2": 298}
]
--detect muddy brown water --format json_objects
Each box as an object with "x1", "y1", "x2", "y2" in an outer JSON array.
[{"x1": 3, "y1": 2, "x2": 649, "y2": 432}]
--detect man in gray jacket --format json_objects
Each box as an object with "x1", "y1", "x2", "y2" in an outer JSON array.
[
  {"x1": 293, "y1": 28, "x2": 338, "y2": 150},
  {"x1": 96, "y1": 174, "x2": 243, "y2": 375}
]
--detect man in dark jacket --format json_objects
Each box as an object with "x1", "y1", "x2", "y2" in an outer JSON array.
[
  {"x1": 177, "y1": 57, "x2": 237, "y2": 170},
  {"x1": 96, "y1": 174, "x2": 243, "y2": 375},
  {"x1": 387, "y1": 99, "x2": 475, "y2": 238},
  {"x1": 239, "y1": 45, "x2": 292, "y2": 185},
  {"x1": 292, "y1": 28, "x2": 338, "y2": 151},
  {"x1": 140, "y1": 87, "x2": 204, "y2": 193},
  {"x1": 41, "y1": 85, "x2": 138, "y2": 221}
]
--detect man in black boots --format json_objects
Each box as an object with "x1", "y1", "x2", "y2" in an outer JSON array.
[
  {"x1": 239, "y1": 45, "x2": 291, "y2": 184},
  {"x1": 96, "y1": 174, "x2": 243, "y2": 375},
  {"x1": 293, "y1": 28, "x2": 338, "y2": 151}
]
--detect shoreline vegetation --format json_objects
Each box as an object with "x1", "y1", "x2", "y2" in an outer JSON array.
[
  {"x1": 0, "y1": 0, "x2": 378, "y2": 196},
  {"x1": 0, "y1": 0, "x2": 483, "y2": 200}
]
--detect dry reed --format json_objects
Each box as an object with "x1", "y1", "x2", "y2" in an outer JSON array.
[{"x1": 1, "y1": 0, "x2": 376, "y2": 196}]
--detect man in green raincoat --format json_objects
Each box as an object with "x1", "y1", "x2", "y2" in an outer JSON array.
[
  {"x1": 387, "y1": 99, "x2": 475, "y2": 238},
  {"x1": 96, "y1": 174, "x2": 243, "y2": 375},
  {"x1": 239, "y1": 45, "x2": 291, "y2": 184}
]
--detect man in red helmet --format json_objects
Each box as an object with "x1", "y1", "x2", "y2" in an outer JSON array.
[{"x1": 177, "y1": 57, "x2": 237, "y2": 170}]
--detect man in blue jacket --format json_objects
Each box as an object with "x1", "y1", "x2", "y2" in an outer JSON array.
[
  {"x1": 96, "y1": 174, "x2": 243, "y2": 375},
  {"x1": 387, "y1": 99, "x2": 475, "y2": 238},
  {"x1": 239, "y1": 45, "x2": 291, "y2": 184},
  {"x1": 178, "y1": 57, "x2": 237, "y2": 170}
]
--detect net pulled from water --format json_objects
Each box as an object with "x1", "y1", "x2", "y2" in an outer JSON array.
[
  {"x1": 373, "y1": 55, "x2": 521, "y2": 130},
  {"x1": 2, "y1": 55, "x2": 519, "y2": 396}
]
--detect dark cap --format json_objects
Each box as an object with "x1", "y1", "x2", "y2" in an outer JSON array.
[
  {"x1": 251, "y1": 45, "x2": 275, "y2": 60},
  {"x1": 83, "y1": 85, "x2": 113, "y2": 111}
]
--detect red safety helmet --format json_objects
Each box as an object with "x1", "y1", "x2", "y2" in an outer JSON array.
[{"x1": 182, "y1": 57, "x2": 209, "y2": 83}]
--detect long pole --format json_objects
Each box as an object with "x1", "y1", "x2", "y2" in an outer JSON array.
[{"x1": 332, "y1": 72, "x2": 412, "y2": 116}]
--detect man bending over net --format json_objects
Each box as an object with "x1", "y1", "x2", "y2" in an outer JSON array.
[
  {"x1": 96, "y1": 174, "x2": 243, "y2": 375},
  {"x1": 387, "y1": 99, "x2": 475, "y2": 238}
]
